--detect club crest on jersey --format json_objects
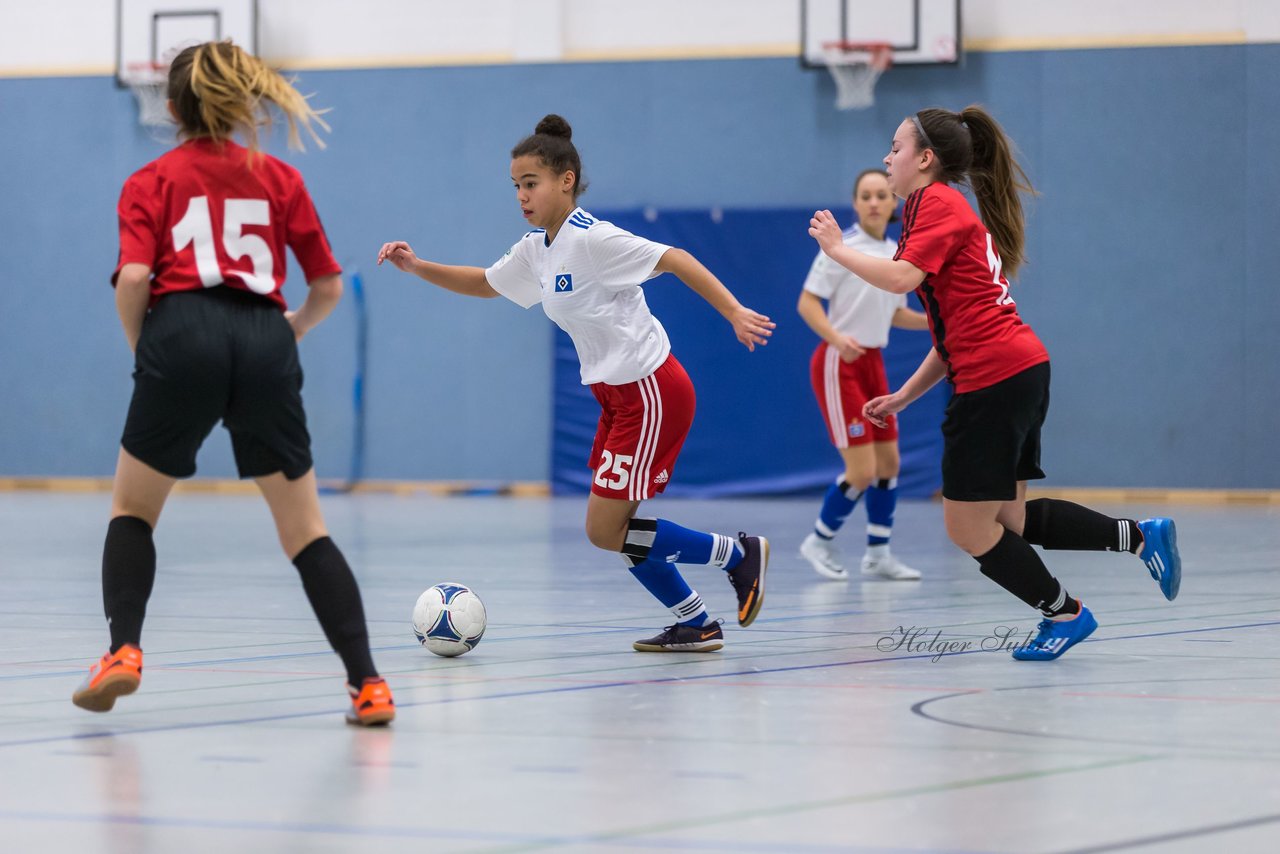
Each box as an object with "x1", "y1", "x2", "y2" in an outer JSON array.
[
  {"x1": 554, "y1": 273, "x2": 573, "y2": 293},
  {"x1": 848, "y1": 421, "x2": 865, "y2": 438}
]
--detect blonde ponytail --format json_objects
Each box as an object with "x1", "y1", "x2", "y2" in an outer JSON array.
[{"x1": 168, "y1": 40, "x2": 329, "y2": 153}]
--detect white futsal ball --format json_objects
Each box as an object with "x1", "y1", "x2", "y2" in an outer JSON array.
[{"x1": 412, "y1": 583, "x2": 487, "y2": 657}]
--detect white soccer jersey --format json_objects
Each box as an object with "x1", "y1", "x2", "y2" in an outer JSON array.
[
  {"x1": 485, "y1": 208, "x2": 672, "y2": 385},
  {"x1": 802, "y1": 225, "x2": 906, "y2": 349}
]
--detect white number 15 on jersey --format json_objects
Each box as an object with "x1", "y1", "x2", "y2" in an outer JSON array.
[{"x1": 172, "y1": 195, "x2": 275, "y2": 294}]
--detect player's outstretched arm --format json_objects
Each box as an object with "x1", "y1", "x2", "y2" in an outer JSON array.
[
  {"x1": 809, "y1": 210, "x2": 924, "y2": 294},
  {"x1": 376, "y1": 240, "x2": 498, "y2": 298},
  {"x1": 654, "y1": 247, "x2": 775, "y2": 351}
]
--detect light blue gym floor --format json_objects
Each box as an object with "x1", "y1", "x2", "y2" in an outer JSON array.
[{"x1": 1, "y1": 492, "x2": 1278, "y2": 853}]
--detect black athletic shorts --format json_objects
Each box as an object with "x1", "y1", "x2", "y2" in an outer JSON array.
[
  {"x1": 940, "y1": 361, "x2": 1050, "y2": 502},
  {"x1": 121, "y1": 286, "x2": 313, "y2": 480}
]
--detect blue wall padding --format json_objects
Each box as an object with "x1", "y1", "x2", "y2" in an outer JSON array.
[{"x1": 551, "y1": 207, "x2": 946, "y2": 497}]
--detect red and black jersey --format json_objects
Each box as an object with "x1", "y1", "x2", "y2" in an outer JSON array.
[
  {"x1": 113, "y1": 138, "x2": 341, "y2": 310},
  {"x1": 894, "y1": 182, "x2": 1048, "y2": 393}
]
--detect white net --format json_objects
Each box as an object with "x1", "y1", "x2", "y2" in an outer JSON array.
[
  {"x1": 822, "y1": 43, "x2": 893, "y2": 111},
  {"x1": 123, "y1": 63, "x2": 174, "y2": 130}
]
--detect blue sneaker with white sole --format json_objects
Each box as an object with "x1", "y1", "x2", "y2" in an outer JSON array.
[
  {"x1": 1137, "y1": 518, "x2": 1181, "y2": 601},
  {"x1": 1011, "y1": 605, "x2": 1098, "y2": 661}
]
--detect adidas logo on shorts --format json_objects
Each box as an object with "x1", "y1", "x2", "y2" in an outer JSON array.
[{"x1": 653, "y1": 470, "x2": 669, "y2": 484}]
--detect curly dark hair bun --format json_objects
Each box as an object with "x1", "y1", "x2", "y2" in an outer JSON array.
[
  {"x1": 535, "y1": 114, "x2": 573, "y2": 139},
  {"x1": 512, "y1": 114, "x2": 587, "y2": 198}
]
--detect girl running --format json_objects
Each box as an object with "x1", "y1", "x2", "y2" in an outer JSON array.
[
  {"x1": 379, "y1": 114, "x2": 774, "y2": 651},
  {"x1": 73, "y1": 41, "x2": 394, "y2": 724},
  {"x1": 808, "y1": 106, "x2": 1182, "y2": 660},
  {"x1": 797, "y1": 168, "x2": 928, "y2": 581}
]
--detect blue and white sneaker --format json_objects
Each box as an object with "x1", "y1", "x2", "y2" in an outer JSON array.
[
  {"x1": 1011, "y1": 605, "x2": 1098, "y2": 661},
  {"x1": 1137, "y1": 518, "x2": 1181, "y2": 601}
]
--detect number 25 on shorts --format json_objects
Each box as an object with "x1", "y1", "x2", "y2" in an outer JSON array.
[{"x1": 594, "y1": 451, "x2": 634, "y2": 490}]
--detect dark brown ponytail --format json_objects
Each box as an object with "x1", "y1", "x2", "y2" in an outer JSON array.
[{"x1": 911, "y1": 105, "x2": 1036, "y2": 277}]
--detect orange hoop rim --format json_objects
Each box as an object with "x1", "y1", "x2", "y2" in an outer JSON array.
[
  {"x1": 122, "y1": 60, "x2": 169, "y2": 84},
  {"x1": 820, "y1": 41, "x2": 895, "y2": 67}
]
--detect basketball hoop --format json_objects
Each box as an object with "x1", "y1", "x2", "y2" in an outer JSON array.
[
  {"x1": 122, "y1": 61, "x2": 173, "y2": 128},
  {"x1": 820, "y1": 41, "x2": 893, "y2": 111}
]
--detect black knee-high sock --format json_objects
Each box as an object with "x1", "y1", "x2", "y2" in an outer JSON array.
[
  {"x1": 1022, "y1": 498, "x2": 1142, "y2": 553},
  {"x1": 103, "y1": 516, "x2": 157, "y2": 653},
  {"x1": 976, "y1": 528, "x2": 1078, "y2": 617},
  {"x1": 292, "y1": 537, "x2": 378, "y2": 686}
]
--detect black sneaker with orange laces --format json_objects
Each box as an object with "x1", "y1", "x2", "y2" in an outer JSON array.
[
  {"x1": 633, "y1": 619, "x2": 725, "y2": 652},
  {"x1": 727, "y1": 533, "x2": 769, "y2": 627}
]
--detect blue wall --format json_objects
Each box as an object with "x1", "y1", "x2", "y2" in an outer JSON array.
[
  {"x1": 1, "y1": 45, "x2": 1277, "y2": 487},
  {"x1": 550, "y1": 207, "x2": 947, "y2": 499}
]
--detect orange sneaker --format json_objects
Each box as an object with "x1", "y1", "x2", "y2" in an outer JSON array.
[
  {"x1": 72, "y1": 644, "x2": 143, "y2": 712},
  {"x1": 346, "y1": 677, "x2": 395, "y2": 726}
]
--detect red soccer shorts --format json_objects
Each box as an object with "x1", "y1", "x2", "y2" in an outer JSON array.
[
  {"x1": 589, "y1": 354, "x2": 696, "y2": 500},
  {"x1": 810, "y1": 342, "x2": 898, "y2": 449}
]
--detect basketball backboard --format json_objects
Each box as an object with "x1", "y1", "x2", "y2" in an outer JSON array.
[
  {"x1": 801, "y1": 0, "x2": 962, "y2": 67},
  {"x1": 115, "y1": 0, "x2": 259, "y2": 86}
]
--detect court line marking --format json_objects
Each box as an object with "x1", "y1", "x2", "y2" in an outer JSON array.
[
  {"x1": 0, "y1": 755, "x2": 1155, "y2": 852},
  {"x1": 910, "y1": 672, "x2": 1280, "y2": 752},
  {"x1": 2, "y1": 619, "x2": 1277, "y2": 750},
  {"x1": 1051, "y1": 812, "x2": 1280, "y2": 854},
  {"x1": 6, "y1": 607, "x2": 1277, "y2": 719},
  {"x1": 463, "y1": 755, "x2": 1160, "y2": 854},
  {"x1": 6, "y1": 597, "x2": 1279, "y2": 675}
]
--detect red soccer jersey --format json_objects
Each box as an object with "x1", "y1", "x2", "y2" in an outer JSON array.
[
  {"x1": 113, "y1": 138, "x2": 341, "y2": 310},
  {"x1": 894, "y1": 182, "x2": 1048, "y2": 393}
]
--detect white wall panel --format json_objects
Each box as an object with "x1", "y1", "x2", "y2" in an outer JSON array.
[
  {"x1": 0, "y1": 1, "x2": 116, "y2": 73},
  {"x1": 966, "y1": 0, "x2": 1254, "y2": 49},
  {"x1": 562, "y1": 0, "x2": 795, "y2": 59},
  {"x1": 2, "y1": 0, "x2": 1277, "y2": 77}
]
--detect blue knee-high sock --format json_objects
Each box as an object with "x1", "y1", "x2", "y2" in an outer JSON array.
[
  {"x1": 865, "y1": 478, "x2": 897, "y2": 547},
  {"x1": 626, "y1": 556, "x2": 710, "y2": 626},
  {"x1": 627, "y1": 518, "x2": 743, "y2": 571},
  {"x1": 815, "y1": 477, "x2": 864, "y2": 539}
]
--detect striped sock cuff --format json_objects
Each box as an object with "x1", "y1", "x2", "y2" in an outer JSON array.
[
  {"x1": 839, "y1": 478, "x2": 866, "y2": 501},
  {"x1": 622, "y1": 517, "x2": 658, "y2": 561},
  {"x1": 671, "y1": 591, "x2": 707, "y2": 623},
  {"x1": 1040, "y1": 584, "x2": 1068, "y2": 615},
  {"x1": 708, "y1": 533, "x2": 737, "y2": 568}
]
